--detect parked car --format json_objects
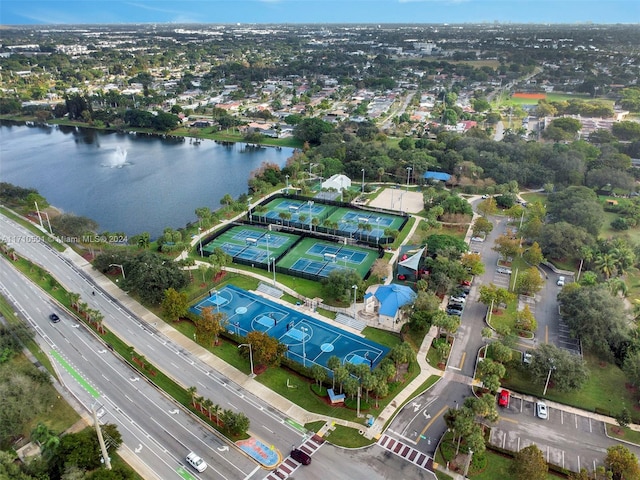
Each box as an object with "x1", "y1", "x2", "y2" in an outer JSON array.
[
  {"x1": 498, "y1": 389, "x2": 510, "y2": 407},
  {"x1": 49, "y1": 313, "x2": 60, "y2": 323},
  {"x1": 459, "y1": 285, "x2": 471, "y2": 294},
  {"x1": 450, "y1": 295, "x2": 466, "y2": 303},
  {"x1": 460, "y1": 280, "x2": 471, "y2": 286},
  {"x1": 186, "y1": 452, "x2": 207, "y2": 472},
  {"x1": 291, "y1": 448, "x2": 312, "y2": 465},
  {"x1": 523, "y1": 352, "x2": 533, "y2": 364},
  {"x1": 447, "y1": 302, "x2": 464, "y2": 310},
  {"x1": 496, "y1": 266, "x2": 512, "y2": 275},
  {"x1": 481, "y1": 194, "x2": 489, "y2": 199},
  {"x1": 557, "y1": 275, "x2": 565, "y2": 286},
  {"x1": 446, "y1": 308, "x2": 463, "y2": 316},
  {"x1": 536, "y1": 401, "x2": 548, "y2": 419},
  {"x1": 471, "y1": 236, "x2": 485, "y2": 242}
]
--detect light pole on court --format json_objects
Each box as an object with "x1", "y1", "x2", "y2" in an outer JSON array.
[
  {"x1": 308, "y1": 201, "x2": 314, "y2": 231},
  {"x1": 352, "y1": 284, "x2": 358, "y2": 318},
  {"x1": 271, "y1": 257, "x2": 276, "y2": 286},
  {"x1": 238, "y1": 343, "x2": 255, "y2": 378},
  {"x1": 301, "y1": 326, "x2": 308, "y2": 367},
  {"x1": 265, "y1": 234, "x2": 271, "y2": 273},
  {"x1": 285, "y1": 174, "x2": 289, "y2": 194},
  {"x1": 361, "y1": 168, "x2": 365, "y2": 195}
]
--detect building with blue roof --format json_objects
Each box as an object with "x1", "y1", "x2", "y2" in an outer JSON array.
[
  {"x1": 423, "y1": 171, "x2": 452, "y2": 182},
  {"x1": 363, "y1": 284, "x2": 416, "y2": 331}
]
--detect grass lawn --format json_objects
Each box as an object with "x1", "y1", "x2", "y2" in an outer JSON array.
[
  {"x1": 304, "y1": 420, "x2": 326, "y2": 433},
  {"x1": 605, "y1": 424, "x2": 640, "y2": 445},
  {"x1": 520, "y1": 192, "x2": 547, "y2": 205},
  {"x1": 323, "y1": 424, "x2": 374, "y2": 448},
  {"x1": 502, "y1": 354, "x2": 640, "y2": 422},
  {"x1": 362, "y1": 326, "x2": 403, "y2": 349}
]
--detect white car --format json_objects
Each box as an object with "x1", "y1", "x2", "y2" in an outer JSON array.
[
  {"x1": 557, "y1": 276, "x2": 565, "y2": 286},
  {"x1": 186, "y1": 452, "x2": 207, "y2": 472},
  {"x1": 536, "y1": 401, "x2": 548, "y2": 420},
  {"x1": 496, "y1": 266, "x2": 512, "y2": 275},
  {"x1": 450, "y1": 295, "x2": 466, "y2": 303}
]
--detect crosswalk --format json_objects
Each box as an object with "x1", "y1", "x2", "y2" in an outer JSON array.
[
  {"x1": 262, "y1": 434, "x2": 325, "y2": 479},
  {"x1": 377, "y1": 434, "x2": 433, "y2": 472}
]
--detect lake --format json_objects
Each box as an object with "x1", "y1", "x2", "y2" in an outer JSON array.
[{"x1": 0, "y1": 122, "x2": 293, "y2": 238}]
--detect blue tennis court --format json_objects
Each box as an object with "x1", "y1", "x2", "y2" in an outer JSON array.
[
  {"x1": 232, "y1": 229, "x2": 288, "y2": 248},
  {"x1": 191, "y1": 285, "x2": 389, "y2": 371},
  {"x1": 307, "y1": 243, "x2": 367, "y2": 265},
  {"x1": 341, "y1": 211, "x2": 394, "y2": 227}
]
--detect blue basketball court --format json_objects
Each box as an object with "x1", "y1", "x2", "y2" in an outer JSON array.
[{"x1": 191, "y1": 285, "x2": 389, "y2": 371}]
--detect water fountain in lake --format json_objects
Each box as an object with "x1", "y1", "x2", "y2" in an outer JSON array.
[{"x1": 105, "y1": 146, "x2": 130, "y2": 168}]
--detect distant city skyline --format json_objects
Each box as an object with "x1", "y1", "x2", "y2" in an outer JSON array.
[{"x1": 1, "y1": 0, "x2": 637, "y2": 25}]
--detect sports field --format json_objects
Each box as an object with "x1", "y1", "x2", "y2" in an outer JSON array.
[
  {"x1": 255, "y1": 196, "x2": 406, "y2": 244},
  {"x1": 254, "y1": 197, "x2": 331, "y2": 228},
  {"x1": 324, "y1": 207, "x2": 405, "y2": 242},
  {"x1": 201, "y1": 226, "x2": 298, "y2": 263},
  {"x1": 277, "y1": 237, "x2": 377, "y2": 278},
  {"x1": 191, "y1": 285, "x2": 389, "y2": 371}
]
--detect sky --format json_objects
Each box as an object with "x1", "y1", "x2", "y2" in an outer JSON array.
[{"x1": 1, "y1": 0, "x2": 638, "y2": 25}]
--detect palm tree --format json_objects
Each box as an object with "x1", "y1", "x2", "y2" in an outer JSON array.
[
  {"x1": 594, "y1": 252, "x2": 616, "y2": 279},
  {"x1": 607, "y1": 278, "x2": 628, "y2": 297},
  {"x1": 195, "y1": 395, "x2": 204, "y2": 411},
  {"x1": 211, "y1": 404, "x2": 222, "y2": 426},
  {"x1": 187, "y1": 386, "x2": 198, "y2": 407},
  {"x1": 68, "y1": 292, "x2": 80, "y2": 310},
  {"x1": 202, "y1": 398, "x2": 213, "y2": 420}
]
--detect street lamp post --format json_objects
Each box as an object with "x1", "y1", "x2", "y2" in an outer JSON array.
[
  {"x1": 361, "y1": 168, "x2": 365, "y2": 195},
  {"x1": 247, "y1": 197, "x2": 253, "y2": 224},
  {"x1": 211, "y1": 289, "x2": 219, "y2": 314},
  {"x1": 463, "y1": 449, "x2": 474, "y2": 478},
  {"x1": 309, "y1": 201, "x2": 314, "y2": 231},
  {"x1": 271, "y1": 257, "x2": 276, "y2": 286},
  {"x1": 543, "y1": 360, "x2": 556, "y2": 395},
  {"x1": 238, "y1": 344, "x2": 254, "y2": 378},
  {"x1": 109, "y1": 263, "x2": 125, "y2": 280},
  {"x1": 406, "y1": 166, "x2": 412, "y2": 191},
  {"x1": 352, "y1": 284, "x2": 358, "y2": 318},
  {"x1": 265, "y1": 234, "x2": 271, "y2": 273},
  {"x1": 198, "y1": 222, "x2": 203, "y2": 257},
  {"x1": 285, "y1": 174, "x2": 289, "y2": 194},
  {"x1": 301, "y1": 326, "x2": 308, "y2": 367}
]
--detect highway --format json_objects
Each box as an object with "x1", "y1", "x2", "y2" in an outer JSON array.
[
  {"x1": 2, "y1": 212, "x2": 425, "y2": 480},
  {"x1": 0, "y1": 256, "x2": 258, "y2": 480},
  {"x1": 0, "y1": 214, "x2": 306, "y2": 475}
]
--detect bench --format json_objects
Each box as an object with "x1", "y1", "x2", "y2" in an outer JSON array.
[{"x1": 327, "y1": 388, "x2": 345, "y2": 404}]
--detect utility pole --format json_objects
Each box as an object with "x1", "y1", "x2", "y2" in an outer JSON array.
[{"x1": 92, "y1": 407, "x2": 111, "y2": 470}]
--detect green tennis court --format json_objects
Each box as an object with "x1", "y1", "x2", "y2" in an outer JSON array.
[
  {"x1": 277, "y1": 237, "x2": 377, "y2": 279},
  {"x1": 201, "y1": 225, "x2": 298, "y2": 264}
]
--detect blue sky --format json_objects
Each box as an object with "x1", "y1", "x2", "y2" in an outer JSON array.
[{"x1": 1, "y1": 0, "x2": 637, "y2": 25}]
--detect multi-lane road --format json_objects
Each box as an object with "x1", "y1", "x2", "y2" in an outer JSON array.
[
  {"x1": 2, "y1": 212, "x2": 435, "y2": 480},
  {"x1": 1, "y1": 256, "x2": 258, "y2": 479}
]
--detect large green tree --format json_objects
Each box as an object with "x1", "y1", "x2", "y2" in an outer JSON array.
[
  {"x1": 558, "y1": 284, "x2": 630, "y2": 360},
  {"x1": 511, "y1": 445, "x2": 548, "y2": 480},
  {"x1": 529, "y1": 343, "x2": 589, "y2": 392}
]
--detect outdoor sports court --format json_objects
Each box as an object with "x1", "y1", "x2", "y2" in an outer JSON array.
[
  {"x1": 191, "y1": 285, "x2": 389, "y2": 371},
  {"x1": 277, "y1": 237, "x2": 377, "y2": 278},
  {"x1": 324, "y1": 207, "x2": 405, "y2": 242},
  {"x1": 201, "y1": 226, "x2": 297, "y2": 263},
  {"x1": 254, "y1": 197, "x2": 330, "y2": 228},
  {"x1": 254, "y1": 196, "x2": 406, "y2": 244}
]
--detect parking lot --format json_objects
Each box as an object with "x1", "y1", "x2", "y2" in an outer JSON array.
[{"x1": 490, "y1": 396, "x2": 612, "y2": 473}]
